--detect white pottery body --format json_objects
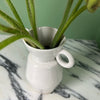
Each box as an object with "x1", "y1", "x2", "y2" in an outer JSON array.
[{"x1": 23, "y1": 27, "x2": 74, "y2": 94}]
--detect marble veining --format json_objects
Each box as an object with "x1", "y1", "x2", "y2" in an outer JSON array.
[
  {"x1": 54, "y1": 85, "x2": 71, "y2": 98},
  {"x1": 70, "y1": 73, "x2": 81, "y2": 80},
  {"x1": 38, "y1": 94, "x2": 42, "y2": 100},
  {"x1": 54, "y1": 84, "x2": 88, "y2": 100},
  {"x1": 94, "y1": 80, "x2": 100, "y2": 91},
  {"x1": 0, "y1": 55, "x2": 31, "y2": 100},
  {"x1": 0, "y1": 39, "x2": 100, "y2": 100},
  {"x1": 95, "y1": 83, "x2": 100, "y2": 91},
  {"x1": 76, "y1": 60, "x2": 100, "y2": 78},
  {"x1": 0, "y1": 54, "x2": 21, "y2": 79}
]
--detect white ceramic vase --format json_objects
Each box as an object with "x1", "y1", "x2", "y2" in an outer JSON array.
[{"x1": 23, "y1": 27, "x2": 74, "y2": 94}]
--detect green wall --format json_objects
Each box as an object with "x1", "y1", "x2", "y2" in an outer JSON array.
[{"x1": 0, "y1": 0, "x2": 100, "y2": 46}]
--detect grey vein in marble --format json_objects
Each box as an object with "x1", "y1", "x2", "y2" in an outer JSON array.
[
  {"x1": 93, "y1": 79, "x2": 100, "y2": 91},
  {"x1": 76, "y1": 60, "x2": 100, "y2": 78},
  {"x1": 0, "y1": 55, "x2": 31, "y2": 100},
  {"x1": 54, "y1": 84, "x2": 88, "y2": 100},
  {"x1": 70, "y1": 73, "x2": 81, "y2": 80},
  {"x1": 38, "y1": 94, "x2": 42, "y2": 100}
]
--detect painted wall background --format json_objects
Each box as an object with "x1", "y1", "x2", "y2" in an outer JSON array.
[{"x1": 0, "y1": 0, "x2": 100, "y2": 46}]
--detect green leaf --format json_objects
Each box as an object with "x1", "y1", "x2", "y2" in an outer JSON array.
[
  {"x1": 59, "y1": 0, "x2": 74, "y2": 29},
  {"x1": 24, "y1": 39, "x2": 36, "y2": 48},
  {"x1": 51, "y1": 0, "x2": 74, "y2": 48},
  {"x1": 51, "y1": 6, "x2": 87, "y2": 48},
  {"x1": 26, "y1": 0, "x2": 38, "y2": 40},
  {"x1": 0, "y1": 34, "x2": 26, "y2": 50},
  {"x1": 0, "y1": 10, "x2": 21, "y2": 29},
  {"x1": 25, "y1": 36, "x2": 44, "y2": 49},
  {"x1": 6, "y1": 0, "x2": 25, "y2": 28},
  {"x1": 70, "y1": 0, "x2": 83, "y2": 17},
  {"x1": 0, "y1": 24, "x2": 20, "y2": 34},
  {"x1": 26, "y1": 0, "x2": 32, "y2": 26},
  {"x1": 0, "y1": 34, "x2": 44, "y2": 50},
  {"x1": 61, "y1": 6, "x2": 87, "y2": 36}
]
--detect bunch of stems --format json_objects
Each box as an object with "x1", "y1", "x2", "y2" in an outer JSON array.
[
  {"x1": 0, "y1": 0, "x2": 87, "y2": 50},
  {"x1": 51, "y1": 0, "x2": 86, "y2": 48}
]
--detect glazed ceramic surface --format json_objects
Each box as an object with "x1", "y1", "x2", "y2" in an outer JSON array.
[{"x1": 23, "y1": 27, "x2": 74, "y2": 93}]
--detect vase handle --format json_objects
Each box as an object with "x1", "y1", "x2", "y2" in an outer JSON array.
[{"x1": 56, "y1": 49, "x2": 74, "y2": 68}]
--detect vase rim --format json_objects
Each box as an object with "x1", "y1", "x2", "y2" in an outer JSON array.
[
  {"x1": 23, "y1": 26, "x2": 66, "y2": 52},
  {"x1": 23, "y1": 36, "x2": 66, "y2": 52},
  {"x1": 27, "y1": 26, "x2": 58, "y2": 31}
]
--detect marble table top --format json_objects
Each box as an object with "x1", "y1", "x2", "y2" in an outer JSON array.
[{"x1": 0, "y1": 37, "x2": 100, "y2": 100}]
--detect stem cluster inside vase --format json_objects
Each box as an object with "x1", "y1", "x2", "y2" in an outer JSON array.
[
  {"x1": 27, "y1": 27, "x2": 64, "y2": 49},
  {"x1": 0, "y1": 0, "x2": 89, "y2": 50}
]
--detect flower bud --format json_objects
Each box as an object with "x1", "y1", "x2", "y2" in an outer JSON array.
[{"x1": 85, "y1": 0, "x2": 100, "y2": 12}]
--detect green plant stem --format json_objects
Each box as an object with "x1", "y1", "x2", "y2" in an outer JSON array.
[
  {"x1": 0, "y1": 34, "x2": 26, "y2": 50},
  {"x1": 70, "y1": 0, "x2": 83, "y2": 17},
  {"x1": 51, "y1": 5, "x2": 87, "y2": 48},
  {"x1": 24, "y1": 39, "x2": 37, "y2": 48},
  {"x1": 58, "y1": 0, "x2": 73, "y2": 32},
  {"x1": 6, "y1": 0, "x2": 25, "y2": 28},
  {"x1": 29, "y1": 0, "x2": 38, "y2": 40},
  {"x1": 0, "y1": 24, "x2": 20, "y2": 34},
  {"x1": 6, "y1": 0, "x2": 31, "y2": 36},
  {"x1": 0, "y1": 9, "x2": 29, "y2": 36},
  {"x1": 26, "y1": 35, "x2": 44, "y2": 49},
  {"x1": 0, "y1": 34, "x2": 44, "y2": 50},
  {"x1": 0, "y1": 10, "x2": 21, "y2": 29},
  {"x1": 26, "y1": 0, "x2": 38, "y2": 40},
  {"x1": 50, "y1": 0, "x2": 73, "y2": 48}
]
